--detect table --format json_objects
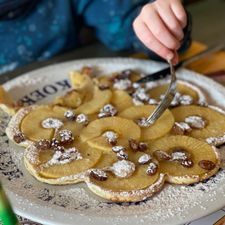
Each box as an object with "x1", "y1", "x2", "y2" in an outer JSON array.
[{"x1": 2, "y1": 41, "x2": 225, "y2": 225}]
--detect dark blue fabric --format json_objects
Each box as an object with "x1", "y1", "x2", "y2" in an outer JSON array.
[
  {"x1": 0, "y1": 0, "x2": 33, "y2": 18},
  {"x1": 0, "y1": 0, "x2": 191, "y2": 74}
]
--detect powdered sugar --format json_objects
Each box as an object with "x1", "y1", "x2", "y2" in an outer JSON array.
[
  {"x1": 98, "y1": 104, "x2": 118, "y2": 118},
  {"x1": 116, "y1": 150, "x2": 128, "y2": 160},
  {"x1": 113, "y1": 79, "x2": 132, "y2": 90},
  {"x1": 161, "y1": 92, "x2": 193, "y2": 106},
  {"x1": 132, "y1": 88, "x2": 159, "y2": 105},
  {"x1": 181, "y1": 159, "x2": 193, "y2": 168},
  {"x1": 76, "y1": 114, "x2": 89, "y2": 125},
  {"x1": 206, "y1": 134, "x2": 225, "y2": 146},
  {"x1": 45, "y1": 147, "x2": 82, "y2": 166},
  {"x1": 64, "y1": 110, "x2": 76, "y2": 120},
  {"x1": 170, "y1": 92, "x2": 181, "y2": 106},
  {"x1": 58, "y1": 129, "x2": 74, "y2": 143},
  {"x1": 25, "y1": 144, "x2": 41, "y2": 165},
  {"x1": 90, "y1": 169, "x2": 107, "y2": 178},
  {"x1": 179, "y1": 95, "x2": 193, "y2": 105},
  {"x1": 132, "y1": 82, "x2": 141, "y2": 89},
  {"x1": 111, "y1": 160, "x2": 135, "y2": 178},
  {"x1": 42, "y1": 118, "x2": 63, "y2": 129},
  {"x1": 136, "y1": 117, "x2": 149, "y2": 128},
  {"x1": 132, "y1": 98, "x2": 144, "y2": 106},
  {"x1": 89, "y1": 169, "x2": 108, "y2": 181},
  {"x1": 145, "y1": 78, "x2": 171, "y2": 90},
  {"x1": 138, "y1": 154, "x2": 152, "y2": 164},
  {"x1": 148, "y1": 98, "x2": 158, "y2": 105},
  {"x1": 103, "y1": 131, "x2": 118, "y2": 142},
  {"x1": 112, "y1": 145, "x2": 125, "y2": 153},
  {"x1": 146, "y1": 162, "x2": 158, "y2": 175},
  {"x1": 171, "y1": 151, "x2": 188, "y2": 161},
  {"x1": 198, "y1": 100, "x2": 208, "y2": 107},
  {"x1": 132, "y1": 88, "x2": 150, "y2": 103},
  {"x1": 185, "y1": 115, "x2": 206, "y2": 129},
  {"x1": 174, "y1": 122, "x2": 192, "y2": 132},
  {"x1": 146, "y1": 79, "x2": 206, "y2": 106}
]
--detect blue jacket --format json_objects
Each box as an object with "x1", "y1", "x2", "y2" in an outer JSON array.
[{"x1": 0, "y1": 0, "x2": 191, "y2": 74}]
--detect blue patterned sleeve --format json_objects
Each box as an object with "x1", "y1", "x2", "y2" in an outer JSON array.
[
  {"x1": 79, "y1": 0, "x2": 191, "y2": 60},
  {"x1": 78, "y1": 0, "x2": 150, "y2": 52},
  {"x1": 0, "y1": 0, "x2": 77, "y2": 74}
]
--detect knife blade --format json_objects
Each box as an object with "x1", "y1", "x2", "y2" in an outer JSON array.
[{"x1": 137, "y1": 44, "x2": 225, "y2": 83}]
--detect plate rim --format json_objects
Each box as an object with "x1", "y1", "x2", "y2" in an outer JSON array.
[{"x1": 1, "y1": 57, "x2": 225, "y2": 225}]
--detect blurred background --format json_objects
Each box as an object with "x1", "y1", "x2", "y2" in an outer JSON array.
[{"x1": 186, "y1": 0, "x2": 225, "y2": 46}]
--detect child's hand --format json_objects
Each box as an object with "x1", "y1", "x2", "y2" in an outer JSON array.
[{"x1": 133, "y1": 0, "x2": 187, "y2": 64}]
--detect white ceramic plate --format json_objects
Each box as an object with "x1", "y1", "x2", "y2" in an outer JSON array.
[{"x1": 1, "y1": 58, "x2": 225, "y2": 225}]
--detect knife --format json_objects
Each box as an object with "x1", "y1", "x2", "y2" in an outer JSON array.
[{"x1": 137, "y1": 44, "x2": 225, "y2": 83}]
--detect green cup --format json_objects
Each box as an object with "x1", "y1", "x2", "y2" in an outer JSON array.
[{"x1": 0, "y1": 183, "x2": 19, "y2": 225}]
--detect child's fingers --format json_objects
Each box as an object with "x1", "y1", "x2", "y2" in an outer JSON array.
[
  {"x1": 171, "y1": 51, "x2": 179, "y2": 65},
  {"x1": 140, "y1": 5, "x2": 180, "y2": 50},
  {"x1": 170, "y1": 0, "x2": 187, "y2": 28},
  {"x1": 156, "y1": 1, "x2": 184, "y2": 41},
  {"x1": 133, "y1": 17, "x2": 174, "y2": 61}
]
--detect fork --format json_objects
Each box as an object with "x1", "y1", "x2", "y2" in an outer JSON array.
[{"x1": 144, "y1": 60, "x2": 177, "y2": 126}]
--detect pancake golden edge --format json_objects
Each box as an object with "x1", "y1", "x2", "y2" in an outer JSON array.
[
  {"x1": 6, "y1": 104, "x2": 87, "y2": 147},
  {"x1": 0, "y1": 85, "x2": 17, "y2": 116},
  {"x1": 86, "y1": 147, "x2": 165, "y2": 202},
  {"x1": 24, "y1": 156, "x2": 88, "y2": 185},
  {"x1": 24, "y1": 141, "x2": 102, "y2": 185},
  {"x1": 6, "y1": 105, "x2": 37, "y2": 147},
  {"x1": 86, "y1": 173, "x2": 166, "y2": 202},
  {"x1": 148, "y1": 135, "x2": 221, "y2": 184}
]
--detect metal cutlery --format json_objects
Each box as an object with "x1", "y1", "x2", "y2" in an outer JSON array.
[{"x1": 144, "y1": 60, "x2": 177, "y2": 126}]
